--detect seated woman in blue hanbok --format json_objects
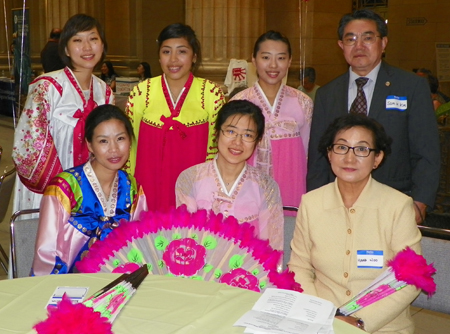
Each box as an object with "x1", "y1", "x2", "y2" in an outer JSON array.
[{"x1": 32, "y1": 105, "x2": 147, "y2": 276}]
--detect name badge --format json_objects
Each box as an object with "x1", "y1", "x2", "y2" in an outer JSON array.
[
  {"x1": 357, "y1": 250, "x2": 384, "y2": 269},
  {"x1": 386, "y1": 95, "x2": 407, "y2": 111}
]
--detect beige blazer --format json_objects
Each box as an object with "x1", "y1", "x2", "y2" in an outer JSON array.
[{"x1": 289, "y1": 176, "x2": 422, "y2": 334}]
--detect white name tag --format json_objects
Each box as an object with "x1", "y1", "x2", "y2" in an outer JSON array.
[
  {"x1": 386, "y1": 95, "x2": 407, "y2": 111},
  {"x1": 357, "y1": 250, "x2": 383, "y2": 269}
]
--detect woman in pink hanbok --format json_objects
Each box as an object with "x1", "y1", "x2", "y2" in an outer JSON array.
[
  {"x1": 231, "y1": 31, "x2": 313, "y2": 214},
  {"x1": 176, "y1": 100, "x2": 284, "y2": 266},
  {"x1": 12, "y1": 14, "x2": 114, "y2": 215}
]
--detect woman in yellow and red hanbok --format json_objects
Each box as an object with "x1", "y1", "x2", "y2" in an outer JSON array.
[{"x1": 125, "y1": 23, "x2": 225, "y2": 212}]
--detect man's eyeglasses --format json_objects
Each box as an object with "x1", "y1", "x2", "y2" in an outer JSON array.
[
  {"x1": 221, "y1": 129, "x2": 256, "y2": 142},
  {"x1": 341, "y1": 32, "x2": 381, "y2": 46},
  {"x1": 330, "y1": 144, "x2": 376, "y2": 157}
]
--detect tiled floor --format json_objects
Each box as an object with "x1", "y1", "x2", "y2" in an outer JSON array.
[{"x1": 0, "y1": 115, "x2": 449, "y2": 332}]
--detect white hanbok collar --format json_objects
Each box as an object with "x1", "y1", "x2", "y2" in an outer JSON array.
[
  {"x1": 83, "y1": 161, "x2": 119, "y2": 217},
  {"x1": 255, "y1": 81, "x2": 284, "y2": 111},
  {"x1": 162, "y1": 73, "x2": 186, "y2": 108},
  {"x1": 213, "y1": 156, "x2": 247, "y2": 197}
]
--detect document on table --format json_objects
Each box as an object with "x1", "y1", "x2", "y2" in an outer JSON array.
[{"x1": 234, "y1": 288, "x2": 336, "y2": 334}]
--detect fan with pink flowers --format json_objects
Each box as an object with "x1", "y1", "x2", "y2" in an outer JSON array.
[{"x1": 76, "y1": 207, "x2": 301, "y2": 293}]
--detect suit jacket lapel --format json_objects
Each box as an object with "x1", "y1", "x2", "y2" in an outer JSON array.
[
  {"x1": 369, "y1": 61, "x2": 392, "y2": 118},
  {"x1": 337, "y1": 71, "x2": 350, "y2": 115}
]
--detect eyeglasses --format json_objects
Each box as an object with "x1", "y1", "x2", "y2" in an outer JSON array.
[
  {"x1": 341, "y1": 32, "x2": 381, "y2": 46},
  {"x1": 221, "y1": 129, "x2": 257, "y2": 142},
  {"x1": 330, "y1": 144, "x2": 376, "y2": 157}
]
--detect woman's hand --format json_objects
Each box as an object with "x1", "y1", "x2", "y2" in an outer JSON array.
[
  {"x1": 335, "y1": 316, "x2": 365, "y2": 331},
  {"x1": 413, "y1": 201, "x2": 427, "y2": 224}
]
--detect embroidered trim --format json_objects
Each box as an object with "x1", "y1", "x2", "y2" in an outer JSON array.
[
  {"x1": 255, "y1": 83, "x2": 285, "y2": 120},
  {"x1": 211, "y1": 159, "x2": 249, "y2": 223},
  {"x1": 161, "y1": 73, "x2": 194, "y2": 117},
  {"x1": 83, "y1": 161, "x2": 119, "y2": 217},
  {"x1": 34, "y1": 76, "x2": 64, "y2": 96},
  {"x1": 65, "y1": 67, "x2": 88, "y2": 107}
]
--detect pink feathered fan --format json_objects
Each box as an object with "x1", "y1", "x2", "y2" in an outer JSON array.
[{"x1": 77, "y1": 207, "x2": 301, "y2": 293}]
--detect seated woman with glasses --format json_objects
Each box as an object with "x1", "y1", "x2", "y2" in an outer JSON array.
[
  {"x1": 288, "y1": 113, "x2": 421, "y2": 333},
  {"x1": 175, "y1": 100, "x2": 284, "y2": 258}
]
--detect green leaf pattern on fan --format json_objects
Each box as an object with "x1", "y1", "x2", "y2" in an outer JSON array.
[
  {"x1": 104, "y1": 230, "x2": 271, "y2": 292},
  {"x1": 259, "y1": 280, "x2": 267, "y2": 290},
  {"x1": 214, "y1": 269, "x2": 223, "y2": 279},
  {"x1": 229, "y1": 254, "x2": 244, "y2": 269},
  {"x1": 203, "y1": 235, "x2": 217, "y2": 249},
  {"x1": 127, "y1": 248, "x2": 143, "y2": 263},
  {"x1": 203, "y1": 264, "x2": 214, "y2": 273},
  {"x1": 155, "y1": 235, "x2": 170, "y2": 250}
]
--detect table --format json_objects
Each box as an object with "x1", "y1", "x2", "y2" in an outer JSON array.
[{"x1": 0, "y1": 274, "x2": 364, "y2": 333}]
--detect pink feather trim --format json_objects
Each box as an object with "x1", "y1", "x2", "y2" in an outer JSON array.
[
  {"x1": 33, "y1": 294, "x2": 113, "y2": 334},
  {"x1": 387, "y1": 247, "x2": 437, "y2": 296},
  {"x1": 268, "y1": 269, "x2": 303, "y2": 292}
]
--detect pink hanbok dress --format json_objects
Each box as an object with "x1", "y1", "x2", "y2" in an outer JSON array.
[
  {"x1": 231, "y1": 82, "x2": 313, "y2": 215},
  {"x1": 175, "y1": 158, "x2": 284, "y2": 256}
]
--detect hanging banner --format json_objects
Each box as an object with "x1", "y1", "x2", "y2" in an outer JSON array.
[
  {"x1": 12, "y1": 7, "x2": 31, "y2": 94},
  {"x1": 436, "y1": 43, "x2": 450, "y2": 83}
]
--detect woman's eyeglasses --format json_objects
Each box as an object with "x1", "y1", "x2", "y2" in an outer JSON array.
[
  {"x1": 330, "y1": 144, "x2": 376, "y2": 157},
  {"x1": 221, "y1": 129, "x2": 256, "y2": 142}
]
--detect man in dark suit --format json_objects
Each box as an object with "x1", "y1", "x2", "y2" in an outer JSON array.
[
  {"x1": 307, "y1": 9, "x2": 440, "y2": 224},
  {"x1": 40, "y1": 28, "x2": 65, "y2": 73}
]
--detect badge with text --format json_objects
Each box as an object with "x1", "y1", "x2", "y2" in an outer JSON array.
[
  {"x1": 386, "y1": 95, "x2": 407, "y2": 111},
  {"x1": 46, "y1": 286, "x2": 89, "y2": 308},
  {"x1": 357, "y1": 250, "x2": 384, "y2": 269}
]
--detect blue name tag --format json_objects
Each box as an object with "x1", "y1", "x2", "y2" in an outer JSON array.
[
  {"x1": 357, "y1": 250, "x2": 384, "y2": 269},
  {"x1": 386, "y1": 95, "x2": 407, "y2": 111}
]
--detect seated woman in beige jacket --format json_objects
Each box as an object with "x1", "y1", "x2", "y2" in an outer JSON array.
[{"x1": 289, "y1": 114, "x2": 421, "y2": 334}]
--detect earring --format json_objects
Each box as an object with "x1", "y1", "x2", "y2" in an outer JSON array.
[{"x1": 373, "y1": 165, "x2": 377, "y2": 169}]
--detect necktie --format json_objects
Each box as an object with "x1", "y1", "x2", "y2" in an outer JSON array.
[{"x1": 350, "y1": 77, "x2": 369, "y2": 115}]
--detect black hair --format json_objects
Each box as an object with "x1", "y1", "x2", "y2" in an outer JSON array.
[
  {"x1": 101, "y1": 61, "x2": 117, "y2": 80},
  {"x1": 59, "y1": 14, "x2": 107, "y2": 69},
  {"x1": 318, "y1": 113, "x2": 392, "y2": 159},
  {"x1": 416, "y1": 68, "x2": 433, "y2": 77},
  {"x1": 139, "y1": 61, "x2": 152, "y2": 79},
  {"x1": 427, "y1": 74, "x2": 439, "y2": 94},
  {"x1": 338, "y1": 9, "x2": 388, "y2": 40},
  {"x1": 300, "y1": 67, "x2": 316, "y2": 83},
  {"x1": 85, "y1": 105, "x2": 134, "y2": 143},
  {"x1": 252, "y1": 30, "x2": 292, "y2": 58},
  {"x1": 228, "y1": 85, "x2": 248, "y2": 100},
  {"x1": 157, "y1": 23, "x2": 201, "y2": 73},
  {"x1": 215, "y1": 100, "x2": 265, "y2": 143},
  {"x1": 49, "y1": 28, "x2": 61, "y2": 39}
]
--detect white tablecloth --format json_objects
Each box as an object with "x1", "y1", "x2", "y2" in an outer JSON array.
[{"x1": 0, "y1": 274, "x2": 364, "y2": 333}]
